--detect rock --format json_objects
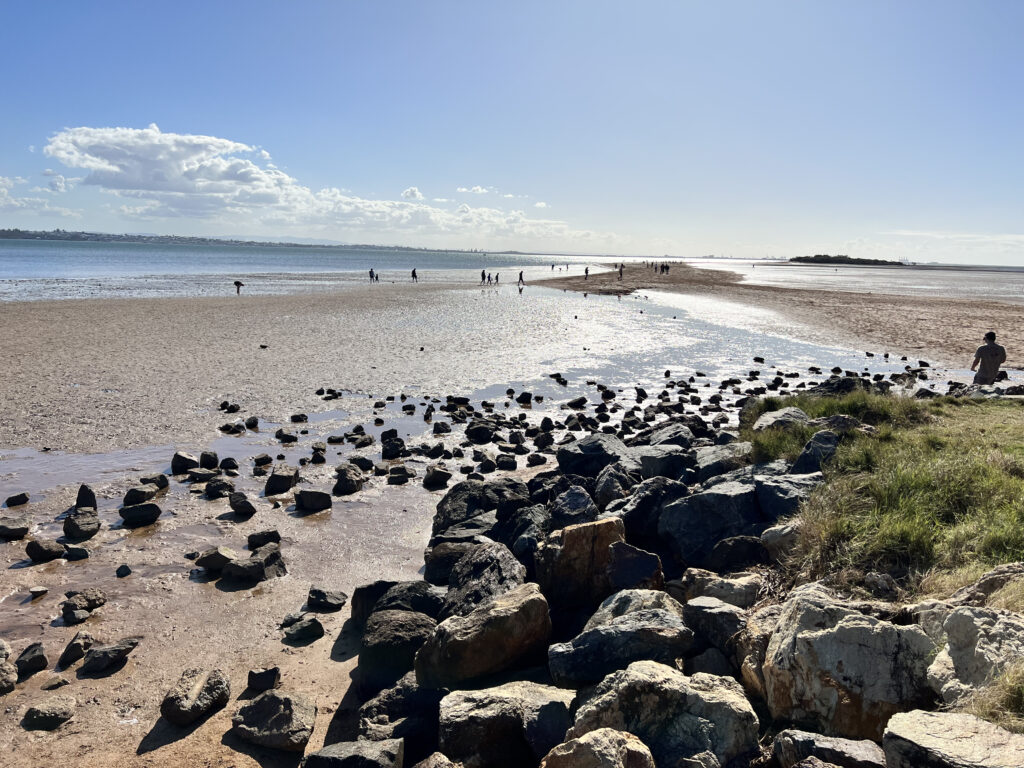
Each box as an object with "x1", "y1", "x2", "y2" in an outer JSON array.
[
  {"x1": 15, "y1": 642, "x2": 48, "y2": 677},
  {"x1": 303, "y1": 740, "x2": 405, "y2": 768},
  {"x1": 188, "y1": 467, "x2": 220, "y2": 483},
  {"x1": 160, "y1": 668, "x2": 231, "y2": 725},
  {"x1": 416, "y1": 583, "x2": 551, "y2": 689},
  {"x1": 248, "y1": 666, "x2": 280, "y2": 691},
  {"x1": 683, "y1": 596, "x2": 747, "y2": 656},
  {"x1": 80, "y1": 636, "x2": 141, "y2": 674},
  {"x1": 264, "y1": 464, "x2": 300, "y2": 496},
  {"x1": 4, "y1": 491, "x2": 28, "y2": 506},
  {"x1": 29, "y1": 586, "x2": 48, "y2": 599},
  {"x1": 0, "y1": 662, "x2": 16, "y2": 694},
  {"x1": 228, "y1": 491, "x2": 258, "y2": 518},
  {"x1": 658, "y1": 481, "x2": 763, "y2": 568},
  {"x1": 686, "y1": 648, "x2": 735, "y2": 678},
  {"x1": 602, "y1": 476, "x2": 689, "y2": 547},
  {"x1": 540, "y1": 728, "x2": 656, "y2": 768},
  {"x1": 358, "y1": 672, "x2": 444, "y2": 764},
  {"x1": 382, "y1": 437, "x2": 407, "y2": 460},
  {"x1": 22, "y1": 695, "x2": 75, "y2": 730},
  {"x1": 645, "y1": 421, "x2": 696, "y2": 449},
  {"x1": 118, "y1": 502, "x2": 163, "y2": 528},
  {"x1": 549, "y1": 607, "x2": 694, "y2": 687},
  {"x1": 549, "y1": 485, "x2": 599, "y2": 529},
  {"x1": 567, "y1": 661, "x2": 760, "y2": 768},
  {"x1": 465, "y1": 420, "x2": 495, "y2": 444},
  {"x1": 58, "y1": 631, "x2": 95, "y2": 668},
  {"x1": 63, "y1": 508, "x2": 101, "y2": 540},
  {"x1": 26, "y1": 539, "x2": 66, "y2": 563},
  {"x1": 694, "y1": 442, "x2": 753, "y2": 483},
  {"x1": 199, "y1": 450, "x2": 219, "y2": 469},
  {"x1": 123, "y1": 484, "x2": 157, "y2": 506},
  {"x1": 0, "y1": 516, "x2": 30, "y2": 540},
  {"x1": 705, "y1": 534, "x2": 769, "y2": 573},
  {"x1": 927, "y1": 605, "x2": 1024, "y2": 703},
  {"x1": 0, "y1": 639, "x2": 10, "y2": 663},
  {"x1": 60, "y1": 588, "x2": 106, "y2": 625},
  {"x1": 635, "y1": 444, "x2": 692, "y2": 480},
  {"x1": 586, "y1": 589, "x2": 686, "y2": 630},
  {"x1": 440, "y1": 541, "x2": 526, "y2": 619},
  {"x1": 171, "y1": 451, "x2": 200, "y2": 474},
  {"x1": 221, "y1": 542, "x2": 287, "y2": 583},
  {"x1": 673, "y1": 569, "x2": 762, "y2": 609},
  {"x1": 763, "y1": 584, "x2": 935, "y2": 740},
  {"x1": 248, "y1": 528, "x2": 281, "y2": 549},
  {"x1": 76, "y1": 484, "x2": 97, "y2": 509},
  {"x1": 883, "y1": 709, "x2": 1024, "y2": 768},
  {"x1": 753, "y1": 407, "x2": 810, "y2": 431},
  {"x1": 308, "y1": 586, "x2": 348, "y2": 612},
  {"x1": 433, "y1": 478, "x2": 530, "y2": 536},
  {"x1": 606, "y1": 541, "x2": 663, "y2": 591},
  {"x1": 423, "y1": 541, "x2": 479, "y2": 585},
  {"x1": 791, "y1": 430, "x2": 840, "y2": 474},
  {"x1": 438, "y1": 681, "x2": 574, "y2": 768},
  {"x1": 205, "y1": 477, "x2": 235, "y2": 500},
  {"x1": 295, "y1": 489, "x2": 332, "y2": 512},
  {"x1": 283, "y1": 616, "x2": 324, "y2": 643},
  {"x1": 762, "y1": 520, "x2": 803, "y2": 561},
  {"x1": 231, "y1": 690, "x2": 316, "y2": 752},
  {"x1": 195, "y1": 546, "x2": 238, "y2": 572},
  {"x1": 115, "y1": 564, "x2": 132, "y2": 578},
  {"x1": 756, "y1": 472, "x2": 823, "y2": 521},
  {"x1": 536, "y1": 518, "x2": 624, "y2": 614},
  {"x1": 593, "y1": 463, "x2": 635, "y2": 510},
  {"x1": 359, "y1": 610, "x2": 437, "y2": 695},
  {"x1": 64, "y1": 545, "x2": 90, "y2": 561},
  {"x1": 374, "y1": 581, "x2": 446, "y2": 619},
  {"x1": 423, "y1": 465, "x2": 452, "y2": 490},
  {"x1": 334, "y1": 465, "x2": 366, "y2": 495},
  {"x1": 773, "y1": 728, "x2": 887, "y2": 768},
  {"x1": 351, "y1": 580, "x2": 401, "y2": 628},
  {"x1": 557, "y1": 433, "x2": 637, "y2": 477},
  {"x1": 40, "y1": 673, "x2": 70, "y2": 690}
]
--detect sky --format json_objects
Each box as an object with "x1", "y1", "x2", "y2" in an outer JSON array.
[{"x1": 2, "y1": 1, "x2": 1024, "y2": 263}]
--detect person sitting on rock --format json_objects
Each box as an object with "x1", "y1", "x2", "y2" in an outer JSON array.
[{"x1": 971, "y1": 331, "x2": 1007, "y2": 385}]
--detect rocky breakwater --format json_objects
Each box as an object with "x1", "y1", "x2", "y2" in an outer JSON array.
[{"x1": 308, "y1": 373, "x2": 1024, "y2": 768}]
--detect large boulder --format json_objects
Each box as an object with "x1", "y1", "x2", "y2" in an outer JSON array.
[
  {"x1": 373, "y1": 581, "x2": 445, "y2": 618},
  {"x1": 634, "y1": 444, "x2": 692, "y2": 480},
  {"x1": 540, "y1": 728, "x2": 656, "y2": 768},
  {"x1": 657, "y1": 481, "x2": 763, "y2": 568},
  {"x1": 672, "y1": 568, "x2": 762, "y2": 609},
  {"x1": 440, "y1": 541, "x2": 525, "y2": 619},
  {"x1": 593, "y1": 463, "x2": 636, "y2": 511},
  {"x1": 926, "y1": 605, "x2": 1024, "y2": 703},
  {"x1": 790, "y1": 431, "x2": 840, "y2": 475},
  {"x1": 549, "y1": 486, "x2": 599, "y2": 529},
  {"x1": 883, "y1": 709, "x2": 1024, "y2": 768},
  {"x1": 557, "y1": 434, "x2": 638, "y2": 477},
  {"x1": 535, "y1": 518, "x2": 625, "y2": 613},
  {"x1": 415, "y1": 583, "x2": 551, "y2": 689},
  {"x1": 438, "y1": 681, "x2": 574, "y2": 768},
  {"x1": 600, "y1": 476, "x2": 689, "y2": 546},
  {"x1": 567, "y1": 661, "x2": 759, "y2": 768},
  {"x1": 359, "y1": 610, "x2": 437, "y2": 695},
  {"x1": 645, "y1": 421, "x2": 696, "y2": 449},
  {"x1": 763, "y1": 584, "x2": 935, "y2": 740},
  {"x1": 433, "y1": 478, "x2": 530, "y2": 535},
  {"x1": 231, "y1": 690, "x2": 316, "y2": 752},
  {"x1": 585, "y1": 589, "x2": 686, "y2": 631},
  {"x1": 359, "y1": 672, "x2": 444, "y2": 765},
  {"x1": 773, "y1": 728, "x2": 886, "y2": 768},
  {"x1": 549, "y1": 607, "x2": 694, "y2": 687},
  {"x1": 160, "y1": 668, "x2": 231, "y2": 725},
  {"x1": 753, "y1": 407, "x2": 810, "y2": 432},
  {"x1": 756, "y1": 473, "x2": 823, "y2": 522},
  {"x1": 682, "y1": 596, "x2": 747, "y2": 658},
  {"x1": 606, "y1": 541, "x2": 663, "y2": 591},
  {"x1": 694, "y1": 442, "x2": 752, "y2": 483},
  {"x1": 303, "y1": 739, "x2": 404, "y2": 768}
]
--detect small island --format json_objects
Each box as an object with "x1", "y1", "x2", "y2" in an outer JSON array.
[{"x1": 789, "y1": 254, "x2": 906, "y2": 266}]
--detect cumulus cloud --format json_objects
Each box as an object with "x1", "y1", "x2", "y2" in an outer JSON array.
[
  {"x1": 534, "y1": 201, "x2": 548, "y2": 208},
  {"x1": 40, "y1": 124, "x2": 617, "y2": 247},
  {"x1": 0, "y1": 175, "x2": 77, "y2": 217}
]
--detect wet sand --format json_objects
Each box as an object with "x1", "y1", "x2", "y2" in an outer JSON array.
[{"x1": 542, "y1": 262, "x2": 1024, "y2": 368}]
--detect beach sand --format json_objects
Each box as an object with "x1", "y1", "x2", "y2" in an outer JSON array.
[{"x1": 542, "y1": 262, "x2": 1024, "y2": 369}]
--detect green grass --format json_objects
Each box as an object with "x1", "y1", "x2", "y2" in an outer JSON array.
[
  {"x1": 742, "y1": 393, "x2": 1024, "y2": 585},
  {"x1": 961, "y1": 660, "x2": 1024, "y2": 734}
]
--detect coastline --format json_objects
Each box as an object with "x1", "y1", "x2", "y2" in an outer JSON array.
[{"x1": 540, "y1": 262, "x2": 1024, "y2": 367}]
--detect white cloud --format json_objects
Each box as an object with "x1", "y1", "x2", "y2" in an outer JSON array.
[
  {"x1": 432, "y1": 197, "x2": 450, "y2": 203},
  {"x1": 40, "y1": 124, "x2": 618, "y2": 247},
  {"x1": 0, "y1": 175, "x2": 77, "y2": 217},
  {"x1": 534, "y1": 201, "x2": 548, "y2": 208}
]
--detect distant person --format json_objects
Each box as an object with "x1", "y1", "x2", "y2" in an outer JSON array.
[
  {"x1": 495, "y1": 273, "x2": 500, "y2": 285},
  {"x1": 518, "y1": 270, "x2": 524, "y2": 286},
  {"x1": 369, "y1": 269, "x2": 375, "y2": 282},
  {"x1": 487, "y1": 272, "x2": 492, "y2": 285},
  {"x1": 411, "y1": 268, "x2": 418, "y2": 283},
  {"x1": 584, "y1": 267, "x2": 589, "y2": 280},
  {"x1": 481, "y1": 269, "x2": 486, "y2": 284},
  {"x1": 618, "y1": 264, "x2": 623, "y2": 280},
  {"x1": 971, "y1": 331, "x2": 1007, "y2": 385},
  {"x1": 233, "y1": 280, "x2": 244, "y2": 295},
  {"x1": 551, "y1": 263, "x2": 555, "y2": 270}
]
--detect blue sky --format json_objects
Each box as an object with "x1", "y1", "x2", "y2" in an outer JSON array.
[{"x1": 2, "y1": 1, "x2": 1023, "y2": 262}]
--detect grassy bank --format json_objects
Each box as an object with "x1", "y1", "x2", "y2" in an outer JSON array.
[{"x1": 740, "y1": 392, "x2": 1024, "y2": 590}]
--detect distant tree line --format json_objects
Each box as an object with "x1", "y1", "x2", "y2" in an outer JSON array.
[{"x1": 790, "y1": 254, "x2": 903, "y2": 266}]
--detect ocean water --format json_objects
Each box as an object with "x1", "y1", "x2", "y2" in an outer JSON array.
[{"x1": 0, "y1": 238, "x2": 610, "y2": 301}]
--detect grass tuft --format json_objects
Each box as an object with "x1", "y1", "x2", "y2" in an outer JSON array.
[{"x1": 960, "y1": 660, "x2": 1024, "y2": 734}]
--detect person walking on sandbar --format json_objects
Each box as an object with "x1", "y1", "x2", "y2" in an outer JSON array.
[
  {"x1": 971, "y1": 331, "x2": 1007, "y2": 385},
  {"x1": 411, "y1": 268, "x2": 418, "y2": 283},
  {"x1": 584, "y1": 267, "x2": 589, "y2": 280},
  {"x1": 618, "y1": 263, "x2": 624, "y2": 280},
  {"x1": 233, "y1": 280, "x2": 244, "y2": 295},
  {"x1": 518, "y1": 270, "x2": 524, "y2": 286},
  {"x1": 369, "y1": 269, "x2": 375, "y2": 282},
  {"x1": 481, "y1": 269, "x2": 486, "y2": 285}
]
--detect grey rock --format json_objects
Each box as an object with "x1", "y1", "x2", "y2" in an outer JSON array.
[
  {"x1": 593, "y1": 462, "x2": 635, "y2": 510},
  {"x1": 791, "y1": 430, "x2": 840, "y2": 474},
  {"x1": 195, "y1": 546, "x2": 238, "y2": 572},
  {"x1": 80, "y1": 636, "x2": 141, "y2": 674},
  {"x1": 23, "y1": 695, "x2": 75, "y2": 730},
  {"x1": 58, "y1": 631, "x2": 95, "y2": 668},
  {"x1": 539, "y1": 727, "x2": 656, "y2": 768},
  {"x1": 118, "y1": 502, "x2": 163, "y2": 528},
  {"x1": 304, "y1": 739, "x2": 405, "y2": 768},
  {"x1": 756, "y1": 472, "x2": 823, "y2": 522},
  {"x1": 658, "y1": 480, "x2": 763, "y2": 568},
  {"x1": 374, "y1": 581, "x2": 445, "y2": 619},
  {"x1": 774, "y1": 728, "x2": 886, "y2": 768},
  {"x1": 927, "y1": 605, "x2": 1024, "y2": 703},
  {"x1": 308, "y1": 586, "x2": 348, "y2": 612},
  {"x1": 683, "y1": 596, "x2": 747, "y2": 656},
  {"x1": 549, "y1": 485, "x2": 599, "y2": 528},
  {"x1": 557, "y1": 433, "x2": 638, "y2": 477},
  {"x1": 359, "y1": 610, "x2": 437, "y2": 695},
  {"x1": 63, "y1": 508, "x2": 101, "y2": 540},
  {"x1": 15, "y1": 642, "x2": 48, "y2": 677},
  {"x1": 123, "y1": 484, "x2": 157, "y2": 506},
  {"x1": 231, "y1": 690, "x2": 316, "y2": 752},
  {"x1": 0, "y1": 661, "x2": 16, "y2": 694},
  {"x1": 432, "y1": 478, "x2": 530, "y2": 536},
  {"x1": 283, "y1": 616, "x2": 324, "y2": 643},
  {"x1": 221, "y1": 542, "x2": 286, "y2": 583},
  {"x1": 358, "y1": 672, "x2": 444, "y2": 764},
  {"x1": 753, "y1": 406, "x2": 810, "y2": 432},
  {"x1": 440, "y1": 541, "x2": 526, "y2": 619},
  {"x1": 60, "y1": 588, "x2": 106, "y2": 625},
  {"x1": 161, "y1": 667, "x2": 231, "y2": 725},
  {"x1": 883, "y1": 709, "x2": 1024, "y2": 768},
  {"x1": 694, "y1": 441, "x2": 753, "y2": 482},
  {"x1": 26, "y1": 539, "x2": 66, "y2": 563}
]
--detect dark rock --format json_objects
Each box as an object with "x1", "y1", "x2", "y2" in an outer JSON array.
[
  {"x1": 26, "y1": 539, "x2": 66, "y2": 563},
  {"x1": 536, "y1": 518, "x2": 625, "y2": 614},
  {"x1": 495, "y1": 454, "x2": 517, "y2": 471},
  {"x1": 0, "y1": 516, "x2": 30, "y2": 540},
  {"x1": 556, "y1": 433, "x2": 637, "y2": 477},
  {"x1": 247, "y1": 528, "x2": 280, "y2": 550},
  {"x1": 358, "y1": 673, "x2": 443, "y2": 764},
  {"x1": 60, "y1": 588, "x2": 106, "y2": 625},
  {"x1": 593, "y1": 462, "x2": 635, "y2": 510},
  {"x1": 374, "y1": 581, "x2": 446, "y2": 619},
  {"x1": 58, "y1": 631, "x2": 94, "y2": 668},
  {"x1": 15, "y1": 642, "x2": 48, "y2": 677},
  {"x1": 64, "y1": 545, "x2": 90, "y2": 561},
  {"x1": 440, "y1": 541, "x2": 526, "y2": 620},
  {"x1": 607, "y1": 541, "x2": 664, "y2": 591},
  {"x1": 791, "y1": 430, "x2": 840, "y2": 474},
  {"x1": 231, "y1": 690, "x2": 316, "y2": 752},
  {"x1": 80, "y1": 636, "x2": 141, "y2": 674},
  {"x1": 304, "y1": 740, "x2": 405, "y2": 768},
  {"x1": 205, "y1": 477, "x2": 235, "y2": 500},
  {"x1": 295, "y1": 489, "x2": 332, "y2": 512},
  {"x1": 171, "y1": 451, "x2": 200, "y2": 475},
  {"x1": 248, "y1": 666, "x2": 280, "y2": 691},
  {"x1": 756, "y1": 472, "x2": 823, "y2": 522},
  {"x1": 351, "y1": 580, "x2": 400, "y2": 628},
  {"x1": 423, "y1": 465, "x2": 452, "y2": 491},
  {"x1": 75, "y1": 484, "x2": 97, "y2": 510},
  {"x1": 5, "y1": 492, "x2": 29, "y2": 507},
  {"x1": 63, "y1": 508, "x2": 100, "y2": 540},
  {"x1": 123, "y1": 485, "x2": 157, "y2": 506},
  {"x1": 602, "y1": 476, "x2": 689, "y2": 546},
  {"x1": 359, "y1": 610, "x2": 437, "y2": 695},
  {"x1": 228, "y1": 491, "x2": 258, "y2": 518},
  {"x1": 465, "y1": 420, "x2": 495, "y2": 444},
  {"x1": 774, "y1": 728, "x2": 886, "y2": 768},
  {"x1": 694, "y1": 442, "x2": 753, "y2": 483},
  {"x1": 705, "y1": 535, "x2": 769, "y2": 573},
  {"x1": 187, "y1": 467, "x2": 220, "y2": 483},
  {"x1": 635, "y1": 444, "x2": 693, "y2": 480},
  {"x1": 115, "y1": 564, "x2": 132, "y2": 578},
  {"x1": 160, "y1": 667, "x2": 231, "y2": 725},
  {"x1": 658, "y1": 481, "x2": 763, "y2": 568},
  {"x1": 283, "y1": 616, "x2": 324, "y2": 643},
  {"x1": 423, "y1": 541, "x2": 481, "y2": 585},
  {"x1": 432, "y1": 478, "x2": 530, "y2": 536},
  {"x1": 307, "y1": 586, "x2": 348, "y2": 612},
  {"x1": 683, "y1": 596, "x2": 747, "y2": 655},
  {"x1": 22, "y1": 695, "x2": 75, "y2": 730},
  {"x1": 199, "y1": 450, "x2": 219, "y2": 469},
  {"x1": 264, "y1": 464, "x2": 300, "y2": 496},
  {"x1": 118, "y1": 502, "x2": 162, "y2": 528},
  {"x1": 196, "y1": 546, "x2": 238, "y2": 572},
  {"x1": 382, "y1": 437, "x2": 406, "y2": 460},
  {"x1": 221, "y1": 542, "x2": 286, "y2": 583},
  {"x1": 333, "y1": 464, "x2": 366, "y2": 495}
]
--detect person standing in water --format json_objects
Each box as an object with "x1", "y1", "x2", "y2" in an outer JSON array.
[
  {"x1": 411, "y1": 268, "x2": 418, "y2": 283},
  {"x1": 971, "y1": 331, "x2": 1007, "y2": 385},
  {"x1": 233, "y1": 280, "x2": 244, "y2": 295}
]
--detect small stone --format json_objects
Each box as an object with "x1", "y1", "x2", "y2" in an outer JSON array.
[
  {"x1": 15, "y1": 642, "x2": 48, "y2": 678},
  {"x1": 22, "y1": 695, "x2": 75, "y2": 730},
  {"x1": 26, "y1": 539, "x2": 66, "y2": 563},
  {"x1": 307, "y1": 587, "x2": 348, "y2": 612},
  {"x1": 283, "y1": 616, "x2": 324, "y2": 644},
  {"x1": 29, "y1": 586, "x2": 48, "y2": 599},
  {"x1": 161, "y1": 667, "x2": 231, "y2": 725},
  {"x1": 5, "y1": 492, "x2": 29, "y2": 507},
  {"x1": 248, "y1": 667, "x2": 281, "y2": 692},
  {"x1": 115, "y1": 564, "x2": 132, "y2": 578}
]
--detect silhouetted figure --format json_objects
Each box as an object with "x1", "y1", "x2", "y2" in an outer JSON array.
[
  {"x1": 481, "y1": 269, "x2": 486, "y2": 284},
  {"x1": 971, "y1": 331, "x2": 1007, "y2": 385},
  {"x1": 411, "y1": 268, "x2": 418, "y2": 283},
  {"x1": 495, "y1": 273, "x2": 500, "y2": 285},
  {"x1": 518, "y1": 270, "x2": 524, "y2": 286},
  {"x1": 584, "y1": 267, "x2": 589, "y2": 280},
  {"x1": 487, "y1": 273, "x2": 492, "y2": 285},
  {"x1": 233, "y1": 280, "x2": 244, "y2": 295},
  {"x1": 369, "y1": 269, "x2": 375, "y2": 282},
  {"x1": 618, "y1": 264, "x2": 623, "y2": 280}
]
